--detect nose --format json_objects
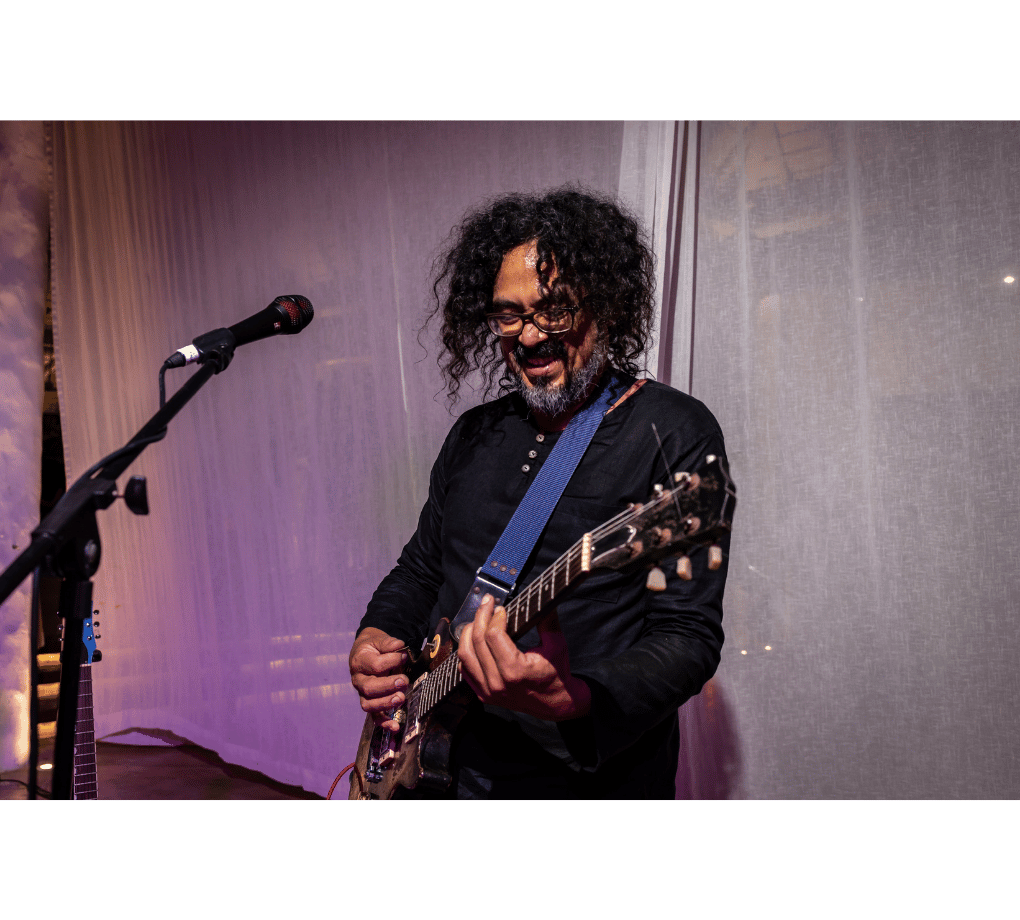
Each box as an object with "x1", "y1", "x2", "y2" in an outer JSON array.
[{"x1": 518, "y1": 318, "x2": 548, "y2": 347}]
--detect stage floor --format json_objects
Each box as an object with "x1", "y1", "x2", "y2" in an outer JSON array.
[{"x1": 0, "y1": 740, "x2": 322, "y2": 800}]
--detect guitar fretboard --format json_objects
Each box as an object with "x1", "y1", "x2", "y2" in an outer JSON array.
[{"x1": 72, "y1": 663, "x2": 98, "y2": 800}]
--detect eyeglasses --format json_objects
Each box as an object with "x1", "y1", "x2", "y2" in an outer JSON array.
[{"x1": 485, "y1": 306, "x2": 579, "y2": 337}]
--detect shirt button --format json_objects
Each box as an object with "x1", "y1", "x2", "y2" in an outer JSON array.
[
  {"x1": 528, "y1": 450, "x2": 538, "y2": 459},
  {"x1": 535, "y1": 434, "x2": 545, "y2": 443},
  {"x1": 522, "y1": 464, "x2": 531, "y2": 473}
]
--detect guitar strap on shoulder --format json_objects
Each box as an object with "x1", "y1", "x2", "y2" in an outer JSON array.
[{"x1": 450, "y1": 371, "x2": 626, "y2": 637}]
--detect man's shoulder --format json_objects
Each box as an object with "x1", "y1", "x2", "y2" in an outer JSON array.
[{"x1": 628, "y1": 377, "x2": 724, "y2": 437}]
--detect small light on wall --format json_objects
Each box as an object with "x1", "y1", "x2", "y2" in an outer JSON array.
[
  {"x1": 741, "y1": 650, "x2": 748, "y2": 655},
  {"x1": 764, "y1": 645, "x2": 772, "y2": 651},
  {"x1": 1005, "y1": 276, "x2": 1016, "y2": 284},
  {"x1": 39, "y1": 763, "x2": 53, "y2": 770}
]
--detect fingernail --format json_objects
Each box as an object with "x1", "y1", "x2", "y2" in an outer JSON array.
[
  {"x1": 395, "y1": 676, "x2": 408, "y2": 688},
  {"x1": 391, "y1": 695, "x2": 403, "y2": 706}
]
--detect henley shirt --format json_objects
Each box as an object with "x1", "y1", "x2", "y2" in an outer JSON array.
[{"x1": 359, "y1": 371, "x2": 729, "y2": 798}]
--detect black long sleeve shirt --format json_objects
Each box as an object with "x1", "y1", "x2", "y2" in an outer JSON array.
[{"x1": 359, "y1": 372, "x2": 728, "y2": 798}]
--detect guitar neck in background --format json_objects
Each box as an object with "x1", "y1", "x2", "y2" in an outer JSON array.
[
  {"x1": 72, "y1": 616, "x2": 100, "y2": 800},
  {"x1": 72, "y1": 662, "x2": 97, "y2": 800}
]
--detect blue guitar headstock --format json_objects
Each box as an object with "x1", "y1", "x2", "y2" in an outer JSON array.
[{"x1": 81, "y1": 616, "x2": 99, "y2": 665}]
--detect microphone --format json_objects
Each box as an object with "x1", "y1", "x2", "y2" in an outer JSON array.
[{"x1": 164, "y1": 295, "x2": 314, "y2": 369}]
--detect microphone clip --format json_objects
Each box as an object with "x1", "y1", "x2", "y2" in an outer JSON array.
[{"x1": 176, "y1": 327, "x2": 237, "y2": 373}]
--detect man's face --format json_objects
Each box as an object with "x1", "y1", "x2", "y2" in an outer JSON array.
[{"x1": 492, "y1": 241, "x2": 604, "y2": 416}]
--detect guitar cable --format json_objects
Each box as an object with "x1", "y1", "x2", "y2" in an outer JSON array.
[{"x1": 327, "y1": 761, "x2": 359, "y2": 799}]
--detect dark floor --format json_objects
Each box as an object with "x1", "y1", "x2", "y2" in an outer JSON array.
[{"x1": 0, "y1": 738, "x2": 323, "y2": 800}]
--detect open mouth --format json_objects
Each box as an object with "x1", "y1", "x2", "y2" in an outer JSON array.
[
  {"x1": 516, "y1": 341, "x2": 565, "y2": 377},
  {"x1": 523, "y1": 355, "x2": 559, "y2": 373}
]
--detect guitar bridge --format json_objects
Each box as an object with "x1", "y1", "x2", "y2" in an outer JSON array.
[{"x1": 365, "y1": 711, "x2": 405, "y2": 781}]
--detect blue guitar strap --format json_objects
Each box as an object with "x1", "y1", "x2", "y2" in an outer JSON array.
[{"x1": 450, "y1": 371, "x2": 626, "y2": 636}]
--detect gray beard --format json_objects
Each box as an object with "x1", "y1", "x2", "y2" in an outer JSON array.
[{"x1": 511, "y1": 340, "x2": 609, "y2": 420}]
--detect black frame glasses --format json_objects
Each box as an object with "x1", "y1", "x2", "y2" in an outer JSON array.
[{"x1": 485, "y1": 306, "x2": 579, "y2": 337}]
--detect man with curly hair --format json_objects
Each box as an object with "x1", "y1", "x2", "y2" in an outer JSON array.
[{"x1": 349, "y1": 188, "x2": 728, "y2": 798}]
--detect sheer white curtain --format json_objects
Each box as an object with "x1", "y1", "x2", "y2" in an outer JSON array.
[
  {"x1": 0, "y1": 122, "x2": 47, "y2": 772},
  {"x1": 689, "y1": 121, "x2": 1020, "y2": 798},
  {"x1": 51, "y1": 121, "x2": 677, "y2": 795}
]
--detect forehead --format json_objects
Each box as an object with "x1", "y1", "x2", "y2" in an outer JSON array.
[{"x1": 492, "y1": 241, "x2": 543, "y2": 309}]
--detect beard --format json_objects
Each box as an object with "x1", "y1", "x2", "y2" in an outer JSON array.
[{"x1": 509, "y1": 337, "x2": 609, "y2": 419}]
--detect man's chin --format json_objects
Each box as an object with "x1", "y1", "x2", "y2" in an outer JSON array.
[{"x1": 515, "y1": 373, "x2": 576, "y2": 418}]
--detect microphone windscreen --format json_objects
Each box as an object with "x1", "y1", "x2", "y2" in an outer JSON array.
[{"x1": 275, "y1": 295, "x2": 314, "y2": 332}]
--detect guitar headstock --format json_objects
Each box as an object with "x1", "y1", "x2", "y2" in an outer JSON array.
[
  {"x1": 81, "y1": 614, "x2": 100, "y2": 665},
  {"x1": 587, "y1": 455, "x2": 736, "y2": 581}
]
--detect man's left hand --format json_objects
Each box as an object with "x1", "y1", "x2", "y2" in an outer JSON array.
[{"x1": 457, "y1": 594, "x2": 591, "y2": 721}]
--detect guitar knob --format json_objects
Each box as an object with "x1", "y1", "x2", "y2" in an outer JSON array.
[
  {"x1": 645, "y1": 567, "x2": 667, "y2": 592},
  {"x1": 94, "y1": 632, "x2": 102, "y2": 639},
  {"x1": 708, "y1": 546, "x2": 723, "y2": 571},
  {"x1": 676, "y1": 557, "x2": 692, "y2": 581}
]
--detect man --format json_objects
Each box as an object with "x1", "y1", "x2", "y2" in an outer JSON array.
[{"x1": 349, "y1": 188, "x2": 728, "y2": 798}]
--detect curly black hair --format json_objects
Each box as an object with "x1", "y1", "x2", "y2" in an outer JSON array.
[{"x1": 425, "y1": 186, "x2": 656, "y2": 404}]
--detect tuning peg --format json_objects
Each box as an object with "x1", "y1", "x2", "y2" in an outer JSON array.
[
  {"x1": 645, "y1": 567, "x2": 667, "y2": 592},
  {"x1": 676, "y1": 557, "x2": 692, "y2": 581},
  {"x1": 708, "y1": 546, "x2": 723, "y2": 571}
]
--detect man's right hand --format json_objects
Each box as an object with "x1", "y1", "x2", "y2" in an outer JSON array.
[{"x1": 349, "y1": 627, "x2": 410, "y2": 732}]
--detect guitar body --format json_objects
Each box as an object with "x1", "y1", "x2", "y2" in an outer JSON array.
[{"x1": 349, "y1": 618, "x2": 471, "y2": 799}]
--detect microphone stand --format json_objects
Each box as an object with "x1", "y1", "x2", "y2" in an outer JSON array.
[{"x1": 0, "y1": 341, "x2": 234, "y2": 799}]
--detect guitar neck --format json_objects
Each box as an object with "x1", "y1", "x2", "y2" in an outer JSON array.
[
  {"x1": 72, "y1": 662, "x2": 98, "y2": 800},
  {"x1": 504, "y1": 537, "x2": 589, "y2": 639}
]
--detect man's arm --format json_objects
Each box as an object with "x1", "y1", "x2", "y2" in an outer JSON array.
[{"x1": 349, "y1": 420, "x2": 459, "y2": 724}]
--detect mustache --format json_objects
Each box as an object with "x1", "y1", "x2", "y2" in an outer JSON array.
[{"x1": 514, "y1": 338, "x2": 567, "y2": 364}]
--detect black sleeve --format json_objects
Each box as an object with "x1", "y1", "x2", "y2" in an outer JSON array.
[{"x1": 571, "y1": 412, "x2": 729, "y2": 767}]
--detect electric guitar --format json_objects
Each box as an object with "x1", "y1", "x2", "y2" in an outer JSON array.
[
  {"x1": 349, "y1": 454, "x2": 736, "y2": 799},
  {"x1": 72, "y1": 614, "x2": 101, "y2": 800}
]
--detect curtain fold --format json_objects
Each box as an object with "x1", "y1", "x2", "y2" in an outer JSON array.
[{"x1": 0, "y1": 122, "x2": 47, "y2": 771}]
